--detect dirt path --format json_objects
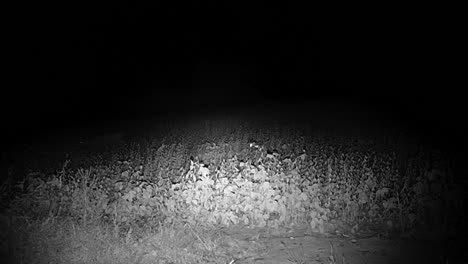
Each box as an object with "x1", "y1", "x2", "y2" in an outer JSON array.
[{"x1": 218, "y1": 226, "x2": 459, "y2": 264}]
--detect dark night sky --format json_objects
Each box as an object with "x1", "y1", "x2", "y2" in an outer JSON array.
[{"x1": 4, "y1": 2, "x2": 465, "y2": 151}]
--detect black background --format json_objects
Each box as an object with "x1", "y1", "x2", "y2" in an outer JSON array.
[{"x1": 4, "y1": 2, "x2": 465, "y2": 153}]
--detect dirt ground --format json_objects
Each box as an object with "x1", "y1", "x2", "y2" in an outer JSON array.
[{"x1": 209, "y1": 225, "x2": 464, "y2": 264}]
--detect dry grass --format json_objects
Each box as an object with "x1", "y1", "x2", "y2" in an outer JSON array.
[
  {"x1": 0, "y1": 215, "x2": 137, "y2": 264},
  {"x1": 0, "y1": 215, "x2": 254, "y2": 264}
]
